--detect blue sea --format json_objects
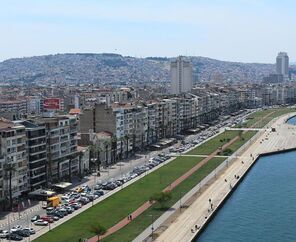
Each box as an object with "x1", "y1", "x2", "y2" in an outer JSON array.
[{"x1": 196, "y1": 116, "x2": 296, "y2": 242}]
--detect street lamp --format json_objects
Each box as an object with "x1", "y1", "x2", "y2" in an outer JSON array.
[
  {"x1": 179, "y1": 191, "x2": 183, "y2": 212},
  {"x1": 149, "y1": 214, "x2": 154, "y2": 239},
  {"x1": 25, "y1": 212, "x2": 31, "y2": 242}
]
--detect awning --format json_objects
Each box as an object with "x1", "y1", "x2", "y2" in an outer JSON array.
[
  {"x1": 52, "y1": 182, "x2": 72, "y2": 189},
  {"x1": 28, "y1": 189, "x2": 56, "y2": 197}
]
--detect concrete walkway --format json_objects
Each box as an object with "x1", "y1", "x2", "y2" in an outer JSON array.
[
  {"x1": 154, "y1": 113, "x2": 296, "y2": 242},
  {"x1": 88, "y1": 112, "x2": 276, "y2": 241}
]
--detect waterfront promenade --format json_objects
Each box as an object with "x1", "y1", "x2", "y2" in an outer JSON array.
[{"x1": 154, "y1": 113, "x2": 296, "y2": 242}]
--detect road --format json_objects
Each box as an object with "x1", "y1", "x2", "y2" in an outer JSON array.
[{"x1": 0, "y1": 109, "x2": 255, "y2": 241}]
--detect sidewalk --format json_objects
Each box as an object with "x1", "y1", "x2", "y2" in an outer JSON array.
[{"x1": 155, "y1": 112, "x2": 296, "y2": 242}]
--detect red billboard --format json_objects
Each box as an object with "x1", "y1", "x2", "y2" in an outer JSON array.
[{"x1": 43, "y1": 98, "x2": 61, "y2": 110}]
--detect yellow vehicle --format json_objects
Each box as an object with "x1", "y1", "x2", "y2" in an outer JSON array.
[
  {"x1": 47, "y1": 196, "x2": 60, "y2": 208},
  {"x1": 75, "y1": 187, "x2": 83, "y2": 193}
]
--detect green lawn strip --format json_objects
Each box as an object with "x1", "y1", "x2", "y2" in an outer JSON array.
[
  {"x1": 218, "y1": 131, "x2": 257, "y2": 156},
  {"x1": 238, "y1": 108, "x2": 296, "y2": 128},
  {"x1": 34, "y1": 156, "x2": 205, "y2": 242},
  {"x1": 103, "y1": 157, "x2": 225, "y2": 242},
  {"x1": 187, "y1": 130, "x2": 239, "y2": 155}
]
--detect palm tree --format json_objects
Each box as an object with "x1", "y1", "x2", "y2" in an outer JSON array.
[
  {"x1": 90, "y1": 223, "x2": 107, "y2": 241},
  {"x1": 124, "y1": 135, "x2": 130, "y2": 158},
  {"x1": 96, "y1": 145, "x2": 102, "y2": 171},
  {"x1": 78, "y1": 151, "x2": 83, "y2": 178},
  {"x1": 119, "y1": 136, "x2": 124, "y2": 159},
  {"x1": 132, "y1": 133, "x2": 136, "y2": 154},
  {"x1": 4, "y1": 163, "x2": 16, "y2": 211},
  {"x1": 111, "y1": 136, "x2": 118, "y2": 165},
  {"x1": 103, "y1": 140, "x2": 110, "y2": 166},
  {"x1": 68, "y1": 156, "x2": 72, "y2": 182}
]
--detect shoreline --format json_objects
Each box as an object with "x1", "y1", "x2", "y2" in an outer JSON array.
[{"x1": 154, "y1": 112, "x2": 296, "y2": 242}]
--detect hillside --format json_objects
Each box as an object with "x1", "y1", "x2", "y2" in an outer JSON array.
[{"x1": 0, "y1": 53, "x2": 277, "y2": 84}]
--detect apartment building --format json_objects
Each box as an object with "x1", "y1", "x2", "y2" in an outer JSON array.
[
  {"x1": 16, "y1": 120, "x2": 47, "y2": 190},
  {"x1": 0, "y1": 119, "x2": 28, "y2": 209},
  {"x1": 0, "y1": 100, "x2": 27, "y2": 120},
  {"x1": 40, "y1": 115, "x2": 79, "y2": 183}
]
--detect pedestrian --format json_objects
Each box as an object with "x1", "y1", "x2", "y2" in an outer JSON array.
[
  {"x1": 208, "y1": 209, "x2": 211, "y2": 213},
  {"x1": 208, "y1": 198, "x2": 211, "y2": 204},
  {"x1": 224, "y1": 179, "x2": 227, "y2": 182},
  {"x1": 127, "y1": 214, "x2": 130, "y2": 220},
  {"x1": 191, "y1": 228, "x2": 194, "y2": 233},
  {"x1": 211, "y1": 203, "x2": 213, "y2": 210},
  {"x1": 241, "y1": 161, "x2": 244, "y2": 164},
  {"x1": 130, "y1": 214, "x2": 133, "y2": 220},
  {"x1": 195, "y1": 225, "x2": 198, "y2": 230}
]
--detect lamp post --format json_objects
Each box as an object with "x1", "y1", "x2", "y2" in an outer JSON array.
[
  {"x1": 149, "y1": 214, "x2": 154, "y2": 240},
  {"x1": 179, "y1": 191, "x2": 184, "y2": 212},
  {"x1": 26, "y1": 212, "x2": 31, "y2": 242}
]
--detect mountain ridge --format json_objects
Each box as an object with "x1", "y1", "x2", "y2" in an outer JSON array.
[{"x1": 0, "y1": 53, "x2": 280, "y2": 84}]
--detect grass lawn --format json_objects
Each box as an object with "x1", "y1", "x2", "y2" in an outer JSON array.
[
  {"x1": 238, "y1": 107, "x2": 296, "y2": 128},
  {"x1": 187, "y1": 130, "x2": 239, "y2": 155},
  {"x1": 219, "y1": 131, "x2": 257, "y2": 156},
  {"x1": 103, "y1": 157, "x2": 225, "y2": 242},
  {"x1": 35, "y1": 156, "x2": 206, "y2": 242},
  {"x1": 35, "y1": 107, "x2": 296, "y2": 242}
]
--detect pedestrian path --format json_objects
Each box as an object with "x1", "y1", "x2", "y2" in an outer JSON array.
[
  {"x1": 134, "y1": 110, "x2": 277, "y2": 241},
  {"x1": 155, "y1": 113, "x2": 296, "y2": 242},
  {"x1": 87, "y1": 112, "x2": 275, "y2": 242}
]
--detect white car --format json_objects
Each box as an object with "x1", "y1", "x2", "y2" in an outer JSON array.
[
  {"x1": 10, "y1": 225, "x2": 23, "y2": 232},
  {"x1": 34, "y1": 219, "x2": 49, "y2": 226},
  {"x1": 0, "y1": 230, "x2": 9, "y2": 238},
  {"x1": 23, "y1": 227, "x2": 36, "y2": 234}
]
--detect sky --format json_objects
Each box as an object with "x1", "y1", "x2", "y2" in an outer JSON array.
[{"x1": 0, "y1": 0, "x2": 295, "y2": 63}]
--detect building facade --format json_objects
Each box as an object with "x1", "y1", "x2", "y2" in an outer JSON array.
[{"x1": 170, "y1": 56, "x2": 193, "y2": 94}]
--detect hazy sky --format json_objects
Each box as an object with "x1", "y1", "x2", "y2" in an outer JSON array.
[{"x1": 1, "y1": 0, "x2": 295, "y2": 63}]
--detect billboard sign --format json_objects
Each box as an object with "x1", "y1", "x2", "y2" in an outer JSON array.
[{"x1": 43, "y1": 98, "x2": 61, "y2": 110}]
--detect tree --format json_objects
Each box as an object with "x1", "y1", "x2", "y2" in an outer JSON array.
[
  {"x1": 103, "y1": 140, "x2": 110, "y2": 166},
  {"x1": 96, "y1": 146, "x2": 102, "y2": 171},
  {"x1": 3, "y1": 163, "x2": 16, "y2": 211},
  {"x1": 111, "y1": 136, "x2": 118, "y2": 165},
  {"x1": 90, "y1": 224, "x2": 107, "y2": 241},
  {"x1": 238, "y1": 130, "x2": 244, "y2": 140},
  {"x1": 149, "y1": 191, "x2": 172, "y2": 209},
  {"x1": 119, "y1": 136, "x2": 124, "y2": 159},
  {"x1": 124, "y1": 135, "x2": 130, "y2": 158}
]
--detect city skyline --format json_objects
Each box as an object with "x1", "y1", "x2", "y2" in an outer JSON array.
[{"x1": 1, "y1": 0, "x2": 296, "y2": 63}]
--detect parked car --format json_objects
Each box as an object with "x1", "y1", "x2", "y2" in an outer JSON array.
[
  {"x1": 31, "y1": 215, "x2": 40, "y2": 222},
  {"x1": 0, "y1": 230, "x2": 9, "y2": 238},
  {"x1": 23, "y1": 228, "x2": 35, "y2": 234},
  {"x1": 94, "y1": 184, "x2": 102, "y2": 190},
  {"x1": 6, "y1": 233, "x2": 23, "y2": 241},
  {"x1": 34, "y1": 219, "x2": 49, "y2": 226},
  {"x1": 10, "y1": 225, "x2": 23, "y2": 233},
  {"x1": 41, "y1": 216, "x2": 54, "y2": 223},
  {"x1": 14, "y1": 229, "x2": 30, "y2": 237},
  {"x1": 93, "y1": 190, "x2": 104, "y2": 197},
  {"x1": 47, "y1": 215, "x2": 59, "y2": 221}
]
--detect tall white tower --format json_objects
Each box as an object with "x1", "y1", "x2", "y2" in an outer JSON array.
[
  {"x1": 170, "y1": 56, "x2": 193, "y2": 94},
  {"x1": 74, "y1": 95, "x2": 79, "y2": 109},
  {"x1": 276, "y1": 52, "x2": 289, "y2": 79}
]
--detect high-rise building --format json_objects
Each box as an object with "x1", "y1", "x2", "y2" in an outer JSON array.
[
  {"x1": 276, "y1": 52, "x2": 289, "y2": 78},
  {"x1": 0, "y1": 119, "x2": 29, "y2": 208},
  {"x1": 170, "y1": 56, "x2": 193, "y2": 94}
]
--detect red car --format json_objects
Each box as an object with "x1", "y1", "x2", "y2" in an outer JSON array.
[{"x1": 40, "y1": 216, "x2": 54, "y2": 223}]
